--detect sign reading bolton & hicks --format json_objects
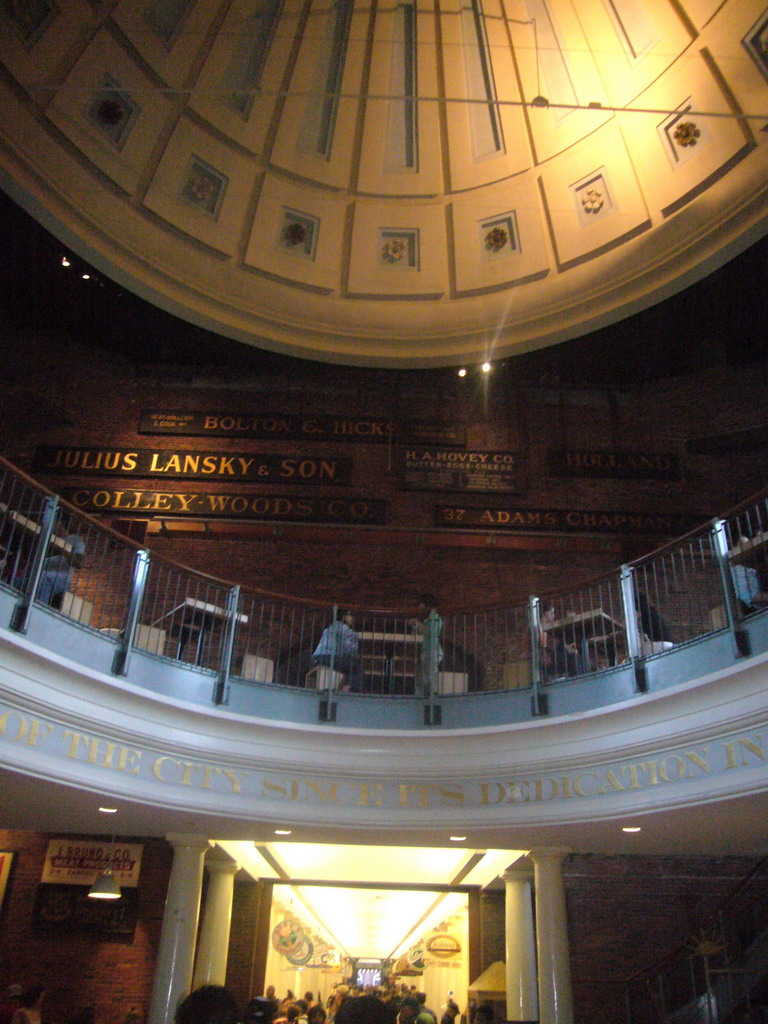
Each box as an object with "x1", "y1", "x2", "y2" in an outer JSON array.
[
  {"x1": 62, "y1": 488, "x2": 387, "y2": 525},
  {"x1": 34, "y1": 446, "x2": 351, "y2": 485},
  {"x1": 403, "y1": 449, "x2": 519, "y2": 493},
  {"x1": 436, "y1": 506, "x2": 708, "y2": 534},
  {"x1": 139, "y1": 411, "x2": 467, "y2": 446},
  {"x1": 547, "y1": 449, "x2": 681, "y2": 480}
]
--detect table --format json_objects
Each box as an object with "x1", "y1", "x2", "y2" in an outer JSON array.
[
  {"x1": 544, "y1": 608, "x2": 625, "y2": 671},
  {"x1": 157, "y1": 596, "x2": 248, "y2": 666},
  {"x1": 728, "y1": 529, "x2": 768, "y2": 567},
  {"x1": 358, "y1": 630, "x2": 421, "y2": 692}
]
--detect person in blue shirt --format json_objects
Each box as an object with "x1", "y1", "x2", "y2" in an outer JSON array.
[{"x1": 312, "y1": 609, "x2": 364, "y2": 691}]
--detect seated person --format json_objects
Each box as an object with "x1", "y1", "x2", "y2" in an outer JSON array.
[
  {"x1": 731, "y1": 563, "x2": 768, "y2": 616},
  {"x1": 538, "y1": 604, "x2": 589, "y2": 679},
  {"x1": 636, "y1": 593, "x2": 674, "y2": 643},
  {"x1": 312, "y1": 609, "x2": 364, "y2": 691},
  {"x1": 38, "y1": 534, "x2": 86, "y2": 609}
]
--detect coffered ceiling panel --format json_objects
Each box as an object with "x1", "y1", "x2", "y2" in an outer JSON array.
[{"x1": 0, "y1": 0, "x2": 765, "y2": 367}]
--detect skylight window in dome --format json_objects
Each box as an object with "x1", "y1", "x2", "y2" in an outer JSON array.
[
  {"x1": 385, "y1": 2, "x2": 419, "y2": 171},
  {"x1": 461, "y1": 0, "x2": 504, "y2": 160},
  {"x1": 224, "y1": 0, "x2": 285, "y2": 117}
]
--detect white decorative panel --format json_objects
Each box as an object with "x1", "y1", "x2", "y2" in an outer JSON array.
[
  {"x1": 348, "y1": 200, "x2": 447, "y2": 296},
  {"x1": 143, "y1": 116, "x2": 257, "y2": 254},
  {"x1": 245, "y1": 173, "x2": 347, "y2": 291},
  {"x1": 45, "y1": 29, "x2": 174, "y2": 195},
  {"x1": 621, "y1": 50, "x2": 754, "y2": 219},
  {"x1": 538, "y1": 122, "x2": 649, "y2": 269},
  {"x1": 451, "y1": 177, "x2": 550, "y2": 293}
]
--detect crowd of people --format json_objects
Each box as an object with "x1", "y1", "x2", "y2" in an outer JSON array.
[
  {"x1": 0, "y1": 982, "x2": 484, "y2": 1024},
  {"x1": 175, "y1": 983, "x2": 483, "y2": 1024}
]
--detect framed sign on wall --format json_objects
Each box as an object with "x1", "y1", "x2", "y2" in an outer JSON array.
[{"x1": 0, "y1": 851, "x2": 16, "y2": 915}]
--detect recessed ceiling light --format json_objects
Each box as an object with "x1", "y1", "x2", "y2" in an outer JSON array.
[
  {"x1": 274, "y1": 829, "x2": 292, "y2": 836},
  {"x1": 82, "y1": 273, "x2": 91, "y2": 280},
  {"x1": 98, "y1": 806, "x2": 117, "y2": 814},
  {"x1": 449, "y1": 835, "x2": 467, "y2": 842},
  {"x1": 481, "y1": 362, "x2": 491, "y2": 373},
  {"x1": 458, "y1": 368, "x2": 467, "y2": 377},
  {"x1": 622, "y1": 826, "x2": 641, "y2": 833},
  {"x1": 61, "y1": 256, "x2": 70, "y2": 267}
]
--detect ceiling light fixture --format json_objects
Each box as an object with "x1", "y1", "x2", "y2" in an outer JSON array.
[
  {"x1": 88, "y1": 868, "x2": 121, "y2": 899},
  {"x1": 60, "y1": 256, "x2": 70, "y2": 267},
  {"x1": 98, "y1": 806, "x2": 117, "y2": 814},
  {"x1": 622, "y1": 826, "x2": 642, "y2": 833},
  {"x1": 530, "y1": 18, "x2": 550, "y2": 109},
  {"x1": 82, "y1": 273, "x2": 90, "y2": 280},
  {"x1": 449, "y1": 835, "x2": 467, "y2": 842},
  {"x1": 458, "y1": 368, "x2": 467, "y2": 378},
  {"x1": 274, "y1": 829, "x2": 292, "y2": 836},
  {"x1": 481, "y1": 362, "x2": 491, "y2": 373}
]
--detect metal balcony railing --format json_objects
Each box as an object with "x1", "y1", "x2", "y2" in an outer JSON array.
[{"x1": 1, "y1": 454, "x2": 767, "y2": 717}]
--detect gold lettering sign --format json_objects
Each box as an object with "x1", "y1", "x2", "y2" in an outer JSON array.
[
  {"x1": 34, "y1": 447, "x2": 351, "y2": 485},
  {"x1": 1, "y1": 706, "x2": 765, "y2": 816},
  {"x1": 436, "y1": 506, "x2": 707, "y2": 535}
]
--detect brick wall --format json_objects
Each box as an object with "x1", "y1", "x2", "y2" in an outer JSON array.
[
  {"x1": 0, "y1": 831, "x2": 171, "y2": 1024},
  {"x1": 2, "y1": 332, "x2": 767, "y2": 611},
  {"x1": 0, "y1": 833, "x2": 763, "y2": 1024}
]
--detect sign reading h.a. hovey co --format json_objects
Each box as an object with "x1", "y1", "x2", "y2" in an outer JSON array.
[{"x1": 34, "y1": 446, "x2": 350, "y2": 485}]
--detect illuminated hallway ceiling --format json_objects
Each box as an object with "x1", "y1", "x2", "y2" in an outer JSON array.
[
  {"x1": 0, "y1": 0, "x2": 766, "y2": 368},
  {"x1": 217, "y1": 841, "x2": 522, "y2": 958}
]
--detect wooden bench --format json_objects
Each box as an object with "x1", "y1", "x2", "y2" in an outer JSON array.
[
  {"x1": 240, "y1": 653, "x2": 275, "y2": 683},
  {"x1": 305, "y1": 665, "x2": 345, "y2": 690}
]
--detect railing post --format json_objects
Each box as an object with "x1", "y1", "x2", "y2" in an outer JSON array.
[
  {"x1": 422, "y1": 607, "x2": 442, "y2": 726},
  {"x1": 620, "y1": 565, "x2": 645, "y2": 693},
  {"x1": 712, "y1": 517, "x2": 751, "y2": 658},
  {"x1": 529, "y1": 596, "x2": 547, "y2": 716},
  {"x1": 213, "y1": 585, "x2": 240, "y2": 706},
  {"x1": 112, "y1": 549, "x2": 150, "y2": 676},
  {"x1": 9, "y1": 495, "x2": 59, "y2": 634}
]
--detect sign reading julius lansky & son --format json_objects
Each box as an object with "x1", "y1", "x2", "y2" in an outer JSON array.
[
  {"x1": 436, "y1": 506, "x2": 707, "y2": 535},
  {"x1": 62, "y1": 488, "x2": 387, "y2": 525},
  {"x1": 34, "y1": 446, "x2": 350, "y2": 485},
  {"x1": 547, "y1": 449, "x2": 681, "y2": 480},
  {"x1": 139, "y1": 411, "x2": 467, "y2": 446},
  {"x1": 403, "y1": 449, "x2": 519, "y2": 493}
]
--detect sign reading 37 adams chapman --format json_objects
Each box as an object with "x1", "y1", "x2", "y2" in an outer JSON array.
[{"x1": 33, "y1": 446, "x2": 350, "y2": 485}]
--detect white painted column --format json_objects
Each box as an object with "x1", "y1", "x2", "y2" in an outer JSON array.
[
  {"x1": 529, "y1": 848, "x2": 573, "y2": 1024},
  {"x1": 148, "y1": 834, "x2": 212, "y2": 1024},
  {"x1": 192, "y1": 857, "x2": 240, "y2": 988},
  {"x1": 503, "y1": 864, "x2": 538, "y2": 1023}
]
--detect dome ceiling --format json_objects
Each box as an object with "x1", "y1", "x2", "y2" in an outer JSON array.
[{"x1": 0, "y1": 0, "x2": 766, "y2": 367}]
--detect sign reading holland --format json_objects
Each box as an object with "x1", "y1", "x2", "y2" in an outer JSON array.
[{"x1": 42, "y1": 839, "x2": 143, "y2": 886}]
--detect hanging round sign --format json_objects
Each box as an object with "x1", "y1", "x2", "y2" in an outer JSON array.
[
  {"x1": 287, "y1": 937, "x2": 315, "y2": 966},
  {"x1": 272, "y1": 918, "x2": 305, "y2": 956}
]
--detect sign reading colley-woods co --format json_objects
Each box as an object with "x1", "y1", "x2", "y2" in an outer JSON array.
[
  {"x1": 547, "y1": 449, "x2": 682, "y2": 480},
  {"x1": 62, "y1": 488, "x2": 387, "y2": 525},
  {"x1": 403, "y1": 449, "x2": 519, "y2": 493},
  {"x1": 34, "y1": 446, "x2": 350, "y2": 485},
  {"x1": 139, "y1": 411, "x2": 467, "y2": 446},
  {"x1": 436, "y1": 506, "x2": 708, "y2": 534}
]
